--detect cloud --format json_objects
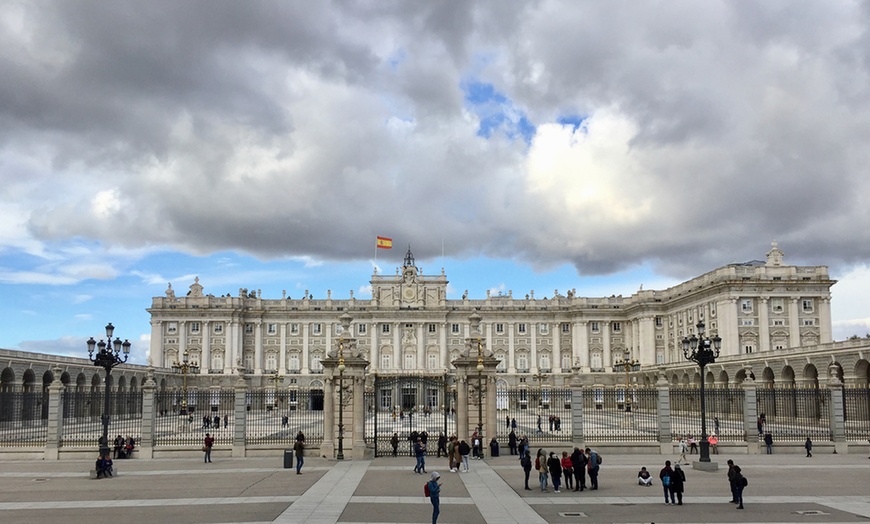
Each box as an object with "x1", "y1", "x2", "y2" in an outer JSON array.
[{"x1": 1, "y1": 1, "x2": 869, "y2": 287}]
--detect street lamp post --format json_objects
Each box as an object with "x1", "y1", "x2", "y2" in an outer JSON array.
[
  {"x1": 171, "y1": 350, "x2": 199, "y2": 415},
  {"x1": 269, "y1": 371, "x2": 284, "y2": 410},
  {"x1": 682, "y1": 321, "x2": 722, "y2": 463},
  {"x1": 337, "y1": 339, "x2": 346, "y2": 460},
  {"x1": 615, "y1": 351, "x2": 639, "y2": 413},
  {"x1": 87, "y1": 323, "x2": 131, "y2": 458}
]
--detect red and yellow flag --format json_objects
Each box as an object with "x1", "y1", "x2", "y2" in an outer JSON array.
[{"x1": 376, "y1": 236, "x2": 393, "y2": 249}]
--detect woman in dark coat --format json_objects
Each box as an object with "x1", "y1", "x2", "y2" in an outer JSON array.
[
  {"x1": 669, "y1": 463, "x2": 686, "y2": 505},
  {"x1": 547, "y1": 451, "x2": 563, "y2": 492},
  {"x1": 571, "y1": 447, "x2": 587, "y2": 491}
]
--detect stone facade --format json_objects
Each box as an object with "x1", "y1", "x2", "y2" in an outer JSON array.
[{"x1": 145, "y1": 242, "x2": 860, "y2": 389}]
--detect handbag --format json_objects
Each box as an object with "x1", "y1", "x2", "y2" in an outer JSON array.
[{"x1": 202, "y1": 446, "x2": 208, "y2": 452}]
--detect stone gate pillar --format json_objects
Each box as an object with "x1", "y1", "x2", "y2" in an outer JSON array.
[
  {"x1": 656, "y1": 374, "x2": 672, "y2": 454},
  {"x1": 741, "y1": 366, "x2": 759, "y2": 454},
  {"x1": 450, "y1": 310, "x2": 499, "y2": 445},
  {"x1": 44, "y1": 367, "x2": 65, "y2": 460},
  {"x1": 827, "y1": 363, "x2": 848, "y2": 454},
  {"x1": 139, "y1": 367, "x2": 157, "y2": 459},
  {"x1": 320, "y1": 312, "x2": 370, "y2": 459},
  {"x1": 232, "y1": 366, "x2": 248, "y2": 457}
]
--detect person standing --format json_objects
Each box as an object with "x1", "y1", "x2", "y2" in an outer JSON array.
[
  {"x1": 391, "y1": 433, "x2": 399, "y2": 457},
  {"x1": 437, "y1": 433, "x2": 447, "y2": 458},
  {"x1": 521, "y1": 449, "x2": 532, "y2": 490},
  {"x1": 536, "y1": 414, "x2": 543, "y2": 433},
  {"x1": 714, "y1": 416, "x2": 720, "y2": 435},
  {"x1": 726, "y1": 459, "x2": 738, "y2": 503},
  {"x1": 508, "y1": 430, "x2": 517, "y2": 456},
  {"x1": 805, "y1": 437, "x2": 813, "y2": 457},
  {"x1": 293, "y1": 437, "x2": 304, "y2": 474},
  {"x1": 548, "y1": 452, "x2": 562, "y2": 493},
  {"x1": 764, "y1": 432, "x2": 773, "y2": 454},
  {"x1": 560, "y1": 451, "x2": 573, "y2": 491},
  {"x1": 203, "y1": 433, "x2": 214, "y2": 463},
  {"x1": 670, "y1": 463, "x2": 686, "y2": 505},
  {"x1": 659, "y1": 460, "x2": 674, "y2": 504},
  {"x1": 506, "y1": 415, "x2": 510, "y2": 429},
  {"x1": 458, "y1": 439, "x2": 471, "y2": 472},
  {"x1": 536, "y1": 449, "x2": 549, "y2": 492},
  {"x1": 447, "y1": 436, "x2": 456, "y2": 472},
  {"x1": 571, "y1": 447, "x2": 587, "y2": 491},
  {"x1": 585, "y1": 448, "x2": 600, "y2": 490},
  {"x1": 733, "y1": 465, "x2": 746, "y2": 509},
  {"x1": 427, "y1": 472, "x2": 442, "y2": 524}
]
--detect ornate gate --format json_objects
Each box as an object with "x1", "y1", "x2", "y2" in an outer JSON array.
[{"x1": 365, "y1": 374, "x2": 456, "y2": 457}]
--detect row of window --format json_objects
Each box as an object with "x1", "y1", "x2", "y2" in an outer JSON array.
[
  {"x1": 741, "y1": 298, "x2": 816, "y2": 313},
  {"x1": 165, "y1": 321, "x2": 629, "y2": 336}
]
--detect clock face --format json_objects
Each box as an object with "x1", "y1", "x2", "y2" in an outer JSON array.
[{"x1": 403, "y1": 287, "x2": 416, "y2": 301}]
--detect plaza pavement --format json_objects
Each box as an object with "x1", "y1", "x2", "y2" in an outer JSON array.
[{"x1": 0, "y1": 447, "x2": 868, "y2": 524}]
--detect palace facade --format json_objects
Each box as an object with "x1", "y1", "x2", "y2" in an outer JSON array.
[{"x1": 147, "y1": 242, "x2": 844, "y2": 388}]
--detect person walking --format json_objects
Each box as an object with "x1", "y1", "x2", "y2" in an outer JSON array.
[
  {"x1": 547, "y1": 452, "x2": 562, "y2": 493},
  {"x1": 447, "y1": 436, "x2": 456, "y2": 472},
  {"x1": 733, "y1": 465, "x2": 746, "y2": 509},
  {"x1": 508, "y1": 430, "x2": 517, "y2": 455},
  {"x1": 805, "y1": 437, "x2": 813, "y2": 457},
  {"x1": 427, "y1": 472, "x2": 442, "y2": 523},
  {"x1": 571, "y1": 447, "x2": 587, "y2": 491},
  {"x1": 536, "y1": 449, "x2": 549, "y2": 492},
  {"x1": 561, "y1": 451, "x2": 574, "y2": 491},
  {"x1": 669, "y1": 463, "x2": 686, "y2": 505},
  {"x1": 659, "y1": 460, "x2": 674, "y2": 504},
  {"x1": 391, "y1": 433, "x2": 399, "y2": 457},
  {"x1": 437, "y1": 433, "x2": 447, "y2": 458},
  {"x1": 293, "y1": 437, "x2": 304, "y2": 474},
  {"x1": 764, "y1": 432, "x2": 773, "y2": 454},
  {"x1": 414, "y1": 438, "x2": 427, "y2": 474},
  {"x1": 521, "y1": 449, "x2": 532, "y2": 490},
  {"x1": 585, "y1": 448, "x2": 600, "y2": 490},
  {"x1": 677, "y1": 437, "x2": 689, "y2": 464},
  {"x1": 203, "y1": 433, "x2": 214, "y2": 463}
]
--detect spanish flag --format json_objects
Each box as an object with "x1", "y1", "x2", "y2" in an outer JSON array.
[{"x1": 376, "y1": 236, "x2": 393, "y2": 249}]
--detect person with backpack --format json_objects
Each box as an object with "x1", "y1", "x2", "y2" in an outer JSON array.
[
  {"x1": 571, "y1": 447, "x2": 587, "y2": 491},
  {"x1": 426, "y1": 471, "x2": 441, "y2": 523},
  {"x1": 659, "y1": 460, "x2": 674, "y2": 504},
  {"x1": 669, "y1": 463, "x2": 686, "y2": 505},
  {"x1": 733, "y1": 465, "x2": 746, "y2": 510},
  {"x1": 585, "y1": 447, "x2": 600, "y2": 490},
  {"x1": 560, "y1": 451, "x2": 573, "y2": 491},
  {"x1": 536, "y1": 449, "x2": 549, "y2": 492},
  {"x1": 520, "y1": 449, "x2": 532, "y2": 490},
  {"x1": 458, "y1": 439, "x2": 471, "y2": 472}
]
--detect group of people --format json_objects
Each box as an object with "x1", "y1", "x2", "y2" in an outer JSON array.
[
  {"x1": 634, "y1": 458, "x2": 747, "y2": 509},
  {"x1": 94, "y1": 454, "x2": 114, "y2": 479},
  {"x1": 201, "y1": 414, "x2": 229, "y2": 429},
  {"x1": 522, "y1": 447, "x2": 601, "y2": 493},
  {"x1": 111, "y1": 435, "x2": 136, "y2": 459}
]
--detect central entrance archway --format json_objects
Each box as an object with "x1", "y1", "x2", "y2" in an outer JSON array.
[{"x1": 365, "y1": 374, "x2": 456, "y2": 457}]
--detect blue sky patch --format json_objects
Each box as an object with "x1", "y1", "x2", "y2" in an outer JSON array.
[{"x1": 462, "y1": 81, "x2": 536, "y2": 144}]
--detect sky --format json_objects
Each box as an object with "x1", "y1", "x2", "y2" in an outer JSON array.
[{"x1": 2, "y1": 1, "x2": 870, "y2": 366}]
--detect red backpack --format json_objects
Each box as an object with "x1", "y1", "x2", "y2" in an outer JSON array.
[{"x1": 424, "y1": 482, "x2": 430, "y2": 497}]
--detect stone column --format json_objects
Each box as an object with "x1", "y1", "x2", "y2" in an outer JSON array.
[
  {"x1": 139, "y1": 368, "x2": 157, "y2": 459},
  {"x1": 485, "y1": 373, "x2": 497, "y2": 444},
  {"x1": 44, "y1": 367, "x2": 65, "y2": 460},
  {"x1": 232, "y1": 368, "x2": 248, "y2": 457},
  {"x1": 571, "y1": 367, "x2": 584, "y2": 447},
  {"x1": 352, "y1": 373, "x2": 367, "y2": 458},
  {"x1": 656, "y1": 375, "x2": 672, "y2": 454},
  {"x1": 827, "y1": 364, "x2": 848, "y2": 454},
  {"x1": 741, "y1": 367, "x2": 759, "y2": 454},
  {"x1": 321, "y1": 376, "x2": 335, "y2": 458},
  {"x1": 456, "y1": 375, "x2": 468, "y2": 441}
]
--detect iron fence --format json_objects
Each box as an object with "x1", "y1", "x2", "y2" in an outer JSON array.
[
  {"x1": 154, "y1": 389, "x2": 234, "y2": 446},
  {"x1": 494, "y1": 387, "x2": 572, "y2": 443},
  {"x1": 246, "y1": 389, "x2": 321, "y2": 445},
  {"x1": 843, "y1": 387, "x2": 870, "y2": 441},
  {"x1": 670, "y1": 387, "x2": 745, "y2": 441},
  {"x1": 0, "y1": 390, "x2": 47, "y2": 447},
  {"x1": 61, "y1": 390, "x2": 142, "y2": 447},
  {"x1": 756, "y1": 387, "x2": 831, "y2": 441},
  {"x1": 583, "y1": 387, "x2": 658, "y2": 442}
]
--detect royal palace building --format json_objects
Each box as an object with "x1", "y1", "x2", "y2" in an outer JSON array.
[{"x1": 147, "y1": 242, "x2": 839, "y2": 388}]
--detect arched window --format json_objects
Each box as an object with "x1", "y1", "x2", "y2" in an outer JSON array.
[{"x1": 404, "y1": 353, "x2": 415, "y2": 370}]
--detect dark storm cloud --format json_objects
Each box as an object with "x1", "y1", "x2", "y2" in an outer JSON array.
[{"x1": 3, "y1": 1, "x2": 870, "y2": 281}]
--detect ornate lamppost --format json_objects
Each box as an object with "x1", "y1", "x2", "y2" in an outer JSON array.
[
  {"x1": 682, "y1": 321, "x2": 721, "y2": 463},
  {"x1": 269, "y1": 371, "x2": 284, "y2": 410},
  {"x1": 615, "y1": 350, "x2": 639, "y2": 413},
  {"x1": 337, "y1": 338, "x2": 346, "y2": 460},
  {"x1": 171, "y1": 350, "x2": 199, "y2": 415},
  {"x1": 87, "y1": 323, "x2": 131, "y2": 457}
]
